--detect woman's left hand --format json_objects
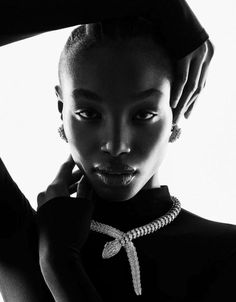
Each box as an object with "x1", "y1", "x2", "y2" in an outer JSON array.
[
  {"x1": 171, "y1": 39, "x2": 214, "y2": 123},
  {"x1": 37, "y1": 155, "x2": 93, "y2": 210}
]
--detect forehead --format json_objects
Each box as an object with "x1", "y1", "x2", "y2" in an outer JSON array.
[{"x1": 61, "y1": 39, "x2": 172, "y2": 98}]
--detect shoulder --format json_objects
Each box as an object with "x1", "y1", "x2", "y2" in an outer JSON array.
[
  {"x1": 178, "y1": 208, "x2": 236, "y2": 236},
  {"x1": 166, "y1": 208, "x2": 236, "y2": 259}
]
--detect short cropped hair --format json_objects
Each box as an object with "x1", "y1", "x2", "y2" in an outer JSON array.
[{"x1": 58, "y1": 16, "x2": 173, "y2": 88}]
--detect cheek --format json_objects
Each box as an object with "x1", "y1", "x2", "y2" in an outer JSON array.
[
  {"x1": 64, "y1": 114, "x2": 98, "y2": 162},
  {"x1": 136, "y1": 111, "x2": 172, "y2": 167}
]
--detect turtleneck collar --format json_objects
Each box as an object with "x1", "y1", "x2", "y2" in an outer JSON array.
[{"x1": 91, "y1": 185, "x2": 173, "y2": 232}]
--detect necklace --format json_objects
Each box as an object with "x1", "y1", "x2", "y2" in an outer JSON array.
[{"x1": 90, "y1": 195, "x2": 181, "y2": 296}]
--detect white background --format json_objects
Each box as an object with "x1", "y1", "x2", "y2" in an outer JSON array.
[{"x1": 0, "y1": 1, "x2": 236, "y2": 300}]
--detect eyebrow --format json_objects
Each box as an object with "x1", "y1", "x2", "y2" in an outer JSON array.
[{"x1": 72, "y1": 88, "x2": 162, "y2": 102}]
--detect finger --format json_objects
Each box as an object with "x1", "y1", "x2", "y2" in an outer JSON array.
[
  {"x1": 77, "y1": 175, "x2": 93, "y2": 200},
  {"x1": 37, "y1": 191, "x2": 45, "y2": 204},
  {"x1": 184, "y1": 45, "x2": 213, "y2": 119},
  {"x1": 173, "y1": 41, "x2": 209, "y2": 123},
  {"x1": 61, "y1": 154, "x2": 76, "y2": 172},
  {"x1": 69, "y1": 175, "x2": 92, "y2": 197},
  {"x1": 173, "y1": 57, "x2": 204, "y2": 124},
  {"x1": 170, "y1": 57, "x2": 189, "y2": 108},
  {"x1": 186, "y1": 39, "x2": 214, "y2": 108},
  {"x1": 37, "y1": 191, "x2": 46, "y2": 209},
  {"x1": 186, "y1": 92, "x2": 199, "y2": 110},
  {"x1": 67, "y1": 170, "x2": 84, "y2": 196},
  {"x1": 186, "y1": 60, "x2": 210, "y2": 109},
  {"x1": 68, "y1": 182, "x2": 79, "y2": 195},
  {"x1": 52, "y1": 155, "x2": 76, "y2": 185},
  {"x1": 70, "y1": 169, "x2": 83, "y2": 185},
  {"x1": 184, "y1": 99, "x2": 196, "y2": 119},
  {"x1": 206, "y1": 39, "x2": 215, "y2": 62},
  {"x1": 172, "y1": 106, "x2": 185, "y2": 125}
]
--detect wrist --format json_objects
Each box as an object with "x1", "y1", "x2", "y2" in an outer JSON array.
[{"x1": 36, "y1": 196, "x2": 95, "y2": 252}]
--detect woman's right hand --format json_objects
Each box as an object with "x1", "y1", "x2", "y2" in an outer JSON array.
[
  {"x1": 37, "y1": 155, "x2": 93, "y2": 210},
  {"x1": 36, "y1": 155, "x2": 95, "y2": 252}
]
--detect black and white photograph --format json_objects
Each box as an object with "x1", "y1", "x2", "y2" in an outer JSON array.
[{"x1": 0, "y1": 1, "x2": 235, "y2": 301}]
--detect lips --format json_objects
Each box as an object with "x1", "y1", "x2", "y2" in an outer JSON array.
[
  {"x1": 94, "y1": 165, "x2": 136, "y2": 175},
  {"x1": 95, "y1": 171, "x2": 136, "y2": 186},
  {"x1": 97, "y1": 169, "x2": 135, "y2": 175},
  {"x1": 93, "y1": 164, "x2": 137, "y2": 186}
]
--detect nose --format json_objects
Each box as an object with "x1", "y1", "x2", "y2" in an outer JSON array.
[{"x1": 100, "y1": 121, "x2": 131, "y2": 157}]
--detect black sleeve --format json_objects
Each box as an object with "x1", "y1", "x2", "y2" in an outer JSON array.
[
  {"x1": 0, "y1": 157, "x2": 56, "y2": 302},
  {"x1": 36, "y1": 196, "x2": 103, "y2": 302},
  {"x1": 200, "y1": 249, "x2": 236, "y2": 301},
  {"x1": 0, "y1": 0, "x2": 208, "y2": 58},
  {"x1": 146, "y1": 0, "x2": 209, "y2": 58},
  {"x1": 0, "y1": 157, "x2": 35, "y2": 237}
]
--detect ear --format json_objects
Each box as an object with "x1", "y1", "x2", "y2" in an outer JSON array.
[{"x1": 55, "y1": 85, "x2": 63, "y2": 120}]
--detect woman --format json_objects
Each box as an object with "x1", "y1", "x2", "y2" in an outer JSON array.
[
  {"x1": 0, "y1": 7, "x2": 216, "y2": 302},
  {"x1": 35, "y1": 18, "x2": 235, "y2": 302}
]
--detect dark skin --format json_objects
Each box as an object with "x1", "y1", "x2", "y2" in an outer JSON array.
[
  {"x1": 59, "y1": 37, "x2": 173, "y2": 201},
  {"x1": 39, "y1": 37, "x2": 173, "y2": 206}
]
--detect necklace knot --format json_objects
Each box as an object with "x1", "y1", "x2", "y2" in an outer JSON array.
[{"x1": 91, "y1": 195, "x2": 181, "y2": 296}]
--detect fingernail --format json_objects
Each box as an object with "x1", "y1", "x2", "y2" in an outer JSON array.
[
  {"x1": 185, "y1": 111, "x2": 191, "y2": 119},
  {"x1": 171, "y1": 102, "x2": 177, "y2": 109}
]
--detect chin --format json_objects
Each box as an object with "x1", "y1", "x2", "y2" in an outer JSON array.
[
  {"x1": 88, "y1": 169, "x2": 153, "y2": 202},
  {"x1": 92, "y1": 184, "x2": 140, "y2": 202}
]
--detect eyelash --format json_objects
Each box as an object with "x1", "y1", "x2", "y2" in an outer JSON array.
[{"x1": 76, "y1": 109, "x2": 157, "y2": 121}]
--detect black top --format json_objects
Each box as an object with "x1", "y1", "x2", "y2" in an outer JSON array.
[
  {"x1": 1, "y1": 157, "x2": 236, "y2": 301},
  {"x1": 0, "y1": 0, "x2": 208, "y2": 59}
]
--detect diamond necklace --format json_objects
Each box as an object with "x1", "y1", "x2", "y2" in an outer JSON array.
[{"x1": 90, "y1": 195, "x2": 181, "y2": 296}]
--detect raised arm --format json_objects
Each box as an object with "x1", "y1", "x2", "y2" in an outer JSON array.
[
  {"x1": 0, "y1": 0, "x2": 208, "y2": 56},
  {"x1": 0, "y1": 157, "x2": 55, "y2": 301},
  {"x1": 0, "y1": 157, "x2": 35, "y2": 237}
]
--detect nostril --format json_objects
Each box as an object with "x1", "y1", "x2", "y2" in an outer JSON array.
[{"x1": 100, "y1": 142, "x2": 131, "y2": 156}]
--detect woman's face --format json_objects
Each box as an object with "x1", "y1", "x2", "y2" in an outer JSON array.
[{"x1": 57, "y1": 39, "x2": 173, "y2": 201}]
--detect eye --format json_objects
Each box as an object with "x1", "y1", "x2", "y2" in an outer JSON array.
[
  {"x1": 135, "y1": 111, "x2": 157, "y2": 121},
  {"x1": 76, "y1": 109, "x2": 100, "y2": 120}
]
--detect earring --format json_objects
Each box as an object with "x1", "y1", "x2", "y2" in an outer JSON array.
[
  {"x1": 58, "y1": 124, "x2": 68, "y2": 143},
  {"x1": 169, "y1": 124, "x2": 181, "y2": 143}
]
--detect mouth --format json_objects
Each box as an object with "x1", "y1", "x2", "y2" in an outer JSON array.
[{"x1": 94, "y1": 167, "x2": 137, "y2": 186}]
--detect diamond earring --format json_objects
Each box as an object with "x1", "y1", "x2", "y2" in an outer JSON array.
[{"x1": 58, "y1": 124, "x2": 68, "y2": 143}]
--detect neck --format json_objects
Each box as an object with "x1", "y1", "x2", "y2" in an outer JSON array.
[
  {"x1": 142, "y1": 173, "x2": 161, "y2": 190},
  {"x1": 91, "y1": 185, "x2": 173, "y2": 232}
]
